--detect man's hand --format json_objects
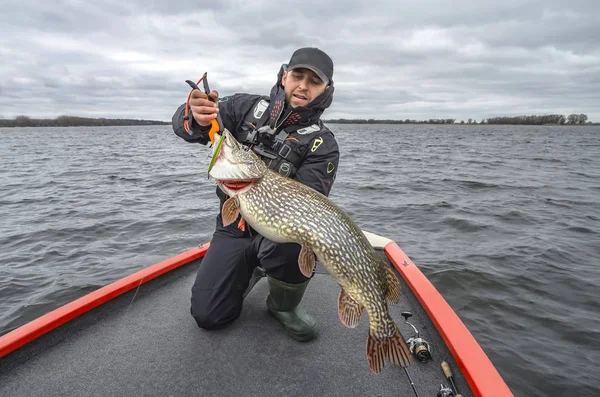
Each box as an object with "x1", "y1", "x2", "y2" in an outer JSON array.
[{"x1": 190, "y1": 89, "x2": 219, "y2": 127}]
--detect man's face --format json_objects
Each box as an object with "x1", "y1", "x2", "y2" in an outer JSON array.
[{"x1": 281, "y1": 68, "x2": 328, "y2": 108}]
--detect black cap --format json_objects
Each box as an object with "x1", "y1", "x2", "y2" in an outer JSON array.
[{"x1": 287, "y1": 47, "x2": 334, "y2": 84}]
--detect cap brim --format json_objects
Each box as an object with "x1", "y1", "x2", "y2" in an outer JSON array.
[{"x1": 288, "y1": 64, "x2": 329, "y2": 84}]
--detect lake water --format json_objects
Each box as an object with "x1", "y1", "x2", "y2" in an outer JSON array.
[{"x1": 1, "y1": 124, "x2": 599, "y2": 396}]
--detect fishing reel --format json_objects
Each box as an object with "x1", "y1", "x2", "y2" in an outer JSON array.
[
  {"x1": 401, "y1": 312, "x2": 432, "y2": 362},
  {"x1": 437, "y1": 384, "x2": 455, "y2": 397}
]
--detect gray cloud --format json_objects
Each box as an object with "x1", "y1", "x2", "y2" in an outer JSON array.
[{"x1": 1, "y1": 0, "x2": 598, "y2": 122}]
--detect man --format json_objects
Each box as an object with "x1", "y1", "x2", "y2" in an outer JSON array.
[{"x1": 171, "y1": 47, "x2": 339, "y2": 342}]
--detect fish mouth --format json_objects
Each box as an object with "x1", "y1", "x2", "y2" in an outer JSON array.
[
  {"x1": 209, "y1": 129, "x2": 266, "y2": 195},
  {"x1": 218, "y1": 179, "x2": 256, "y2": 193}
]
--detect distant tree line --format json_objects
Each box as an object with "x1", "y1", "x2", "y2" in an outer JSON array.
[
  {"x1": 325, "y1": 113, "x2": 593, "y2": 125},
  {"x1": 1, "y1": 114, "x2": 594, "y2": 128},
  {"x1": 485, "y1": 114, "x2": 589, "y2": 125},
  {"x1": 0, "y1": 115, "x2": 170, "y2": 128},
  {"x1": 324, "y1": 118, "x2": 457, "y2": 124}
]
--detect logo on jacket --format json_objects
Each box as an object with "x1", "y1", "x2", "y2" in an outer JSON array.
[
  {"x1": 296, "y1": 124, "x2": 320, "y2": 135},
  {"x1": 311, "y1": 137, "x2": 324, "y2": 152},
  {"x1": 253, "y1": 100, "x2": 269, "y2": 119},
  {"x1": 278, "y1": 162, "x2": 292, "y2": 177}
]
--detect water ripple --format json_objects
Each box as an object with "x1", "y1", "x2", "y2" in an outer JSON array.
[{"x1": 1, "y1": 124, "x2": 600, "y2": 396}]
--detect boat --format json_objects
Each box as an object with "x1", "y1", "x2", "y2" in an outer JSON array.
[{"x1": 0, "y1": 231, "x2": 513, "y2": 396}]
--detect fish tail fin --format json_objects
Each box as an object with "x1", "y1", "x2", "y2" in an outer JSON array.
[
  {"x1": 386, "y1": 325, "x2": 413, "y2": 368},
  {"x1": 366, "y1": 327, "x2": 413, "y2": 374},
  {"x1": 366, "y1": 329, "x2": 387, "y2": 374}
]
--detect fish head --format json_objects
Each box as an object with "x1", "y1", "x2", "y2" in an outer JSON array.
[{"x1": 208, "y1": 129, "x2": 268, "y2": 196}]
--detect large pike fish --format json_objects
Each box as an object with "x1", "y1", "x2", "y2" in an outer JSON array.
[{"x1": 207, "y1": 129, "x2": 413, "y2": 373}]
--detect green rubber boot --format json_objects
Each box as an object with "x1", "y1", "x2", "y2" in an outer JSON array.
[
  {"x1": 266, "y1": 276, "x2": 318, "y2": 342},
  {"x1": 243, "y1": 266, "x2": 266, "y2": 298}
]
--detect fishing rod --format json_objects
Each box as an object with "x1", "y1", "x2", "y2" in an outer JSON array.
[
  {"x1": 403, "y1": 366, "x2": 420, "y2": 397},
  {"x1": 399, "y1": 311, "x2": 429, "y2": 397},
  {"x1": 441, "y1": 361, "x2": 463, "y2": 397},
  {"x1": 398, "y1": 312, "x2": 465, "y2": 397}
]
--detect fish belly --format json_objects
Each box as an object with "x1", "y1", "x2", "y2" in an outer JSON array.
[{"x1": 237, "y1": 172, "x2": 382, "y2": 288}]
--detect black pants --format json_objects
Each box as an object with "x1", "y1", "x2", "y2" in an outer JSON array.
[{"x1": 190, "y1": 230, "x2": 310, "y2": 330}]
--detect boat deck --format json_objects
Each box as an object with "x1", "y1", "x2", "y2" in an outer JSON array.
[{"x1": 0, "y1": 250, "x2": 472, "y2": 397}]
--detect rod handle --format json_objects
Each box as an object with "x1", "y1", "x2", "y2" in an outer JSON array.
[{"x1": 441, "y1": 361, "x2": 453, "y2": 378}]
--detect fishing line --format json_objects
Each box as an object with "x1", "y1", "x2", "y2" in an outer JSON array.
[{"x1": 124, "y1": 278, "x2": 144, "y2": 312}]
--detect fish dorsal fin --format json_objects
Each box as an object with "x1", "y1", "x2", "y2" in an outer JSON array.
[
  {"x1": 337, "y1": 288, "x2": 364, "y2": 328},
  {"x1": 298, "y1": 245, "x2": 316, "y2": 277},
  {"x1": 221, "y1": 197, "x2": 240, "y2": 227},
  {"x1": 384, "y1": 263, "x2": 401, "y2": 304}
]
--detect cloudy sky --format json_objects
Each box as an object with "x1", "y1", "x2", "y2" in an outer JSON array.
[{"x1": 1, "y1": 0, "x2": 599, "y2": 122}]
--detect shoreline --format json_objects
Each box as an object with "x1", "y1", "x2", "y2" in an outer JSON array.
[
  {"x1": 325, "y1": 122, "x2": 599, "y2": 126},
  {"x1": 2, "y1": 123, "x2": 598, "y2": 128},
  {"x1": 1, "y1": 118, "x2": 597, "y2": 128},
  {"x1": 0, "y1": 116, "x2": 170, "y2": 128}
]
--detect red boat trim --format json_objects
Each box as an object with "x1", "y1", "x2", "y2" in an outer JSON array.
[
  {"x1": 384, "y1": 241, "x2": 513, "y2": 397},
  {"x1": 0, "y1": 244, "x2": 210, "y2": 359}
]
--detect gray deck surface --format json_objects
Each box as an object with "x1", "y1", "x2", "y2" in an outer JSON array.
[{"x1": 1, "y1": 253, "x2": 473, "y2": 397}]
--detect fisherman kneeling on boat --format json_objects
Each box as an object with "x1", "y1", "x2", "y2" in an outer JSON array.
[{"x1": 172, "y1": 47, "x2": 339, "y2": 342}]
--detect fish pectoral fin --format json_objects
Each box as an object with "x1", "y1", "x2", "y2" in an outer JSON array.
[
  {"x1": 384, "y1": 263, "x2": 401, "y2": 304},
  {"x1": 221, "y1": 197, "x2": 240, "y2": 227},
  {"x1": 237, "y1": 217, "x2": 246, "y2": 231},
  {"x1": 337, "y1": 288, "x2": 363, "y2": 328},
  {"x1": 366, "y1": 327, "x2": 413, "y2": 374},
  {"x1": 298, "y1": 245, "x2": 316, "y2": 277}
]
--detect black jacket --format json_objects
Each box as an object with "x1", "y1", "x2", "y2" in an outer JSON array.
[{"x1": 172, "y1": 92, "x2": 340, "y2": 236}]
